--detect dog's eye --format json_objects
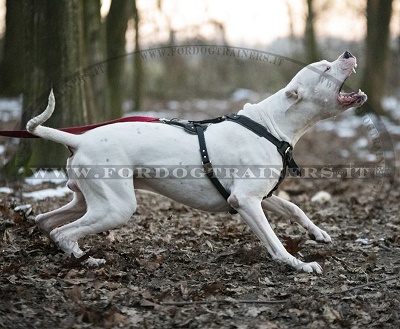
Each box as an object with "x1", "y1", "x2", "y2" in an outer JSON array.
[{"x1": 324, "y1": 66, "x2": 331, "y2": 72}]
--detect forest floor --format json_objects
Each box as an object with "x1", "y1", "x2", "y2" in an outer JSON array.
[{"x1": 0, "y1": 100, "x2": 400, "y2": 328}]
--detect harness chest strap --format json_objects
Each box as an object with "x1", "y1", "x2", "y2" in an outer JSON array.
[
  {"x1": 194, "y1": 123, "x2": 231, "y2": 200},
  {"x1": 224, "y1": 113, "x2": 301, "y2": 177},
  {"x1": 189, "y1": 114, "x2": 301, "y2": 212}
]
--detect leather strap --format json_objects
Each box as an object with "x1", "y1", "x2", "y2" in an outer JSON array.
[
  {"x1": 224, "y1": 113, "x2": 301, "y2": 176},
  {"x1": 194, "y1": 123, "x2": 237, "y2": 214},
  {"x1": 223, "y1": 113, "x2": 301, "y2": 197},
  {"x1": 0, "y1": 116, "x2": 160, "y2": 138},
  {"x1": 188, "y1": 113, "x2": 301, "y2": 210},
  {"x1": 161, "y1": 118, "x2": 208, "y2": 134}
]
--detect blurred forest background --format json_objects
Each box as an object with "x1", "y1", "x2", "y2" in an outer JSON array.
[{"x1": 0, "y1": 0, "x2": 399, "y2": 173}]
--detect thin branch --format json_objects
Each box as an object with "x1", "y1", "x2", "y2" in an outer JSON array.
[
  {"x1": 160, "y1": 298, "x2": 287, "y2": 306},
  {"x1": 328, "y1": 275, "x2": 399, "y2": 296},
  {"x1": 161, "y1": 276, "x2": 399, "y2": 306}
]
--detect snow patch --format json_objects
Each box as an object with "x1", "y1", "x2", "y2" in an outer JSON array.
[
  {"x1": 354, "y1": 137, "x2": 369, "y2": 148},
  {"x1": 25, "y1": 170, "x2": 68, "y2": 186},
  {"x1": 355, "y1": 238, "x2": 372, "y2": 245},
  {"x1": 315, "y1": 111, "x2": 360, "y2": 138},
  {"x1": 0, "y1": 187, "x2": 13, "y2": 194},
  {"x1": 0, "y1": 96, "x2": 22, "y2": 122},
  {"x1": 22, "y1": 186, "x2": 71, "y2": 201},
  {"x1": 230, "y1": 88, "x2": 260, "y2": 102},
  {"x1": 311, "y1": 191, "x2": 332, "y2": 203},
  {"x1": 382, "y1": 97, "x2": 400, "y2": 120}
]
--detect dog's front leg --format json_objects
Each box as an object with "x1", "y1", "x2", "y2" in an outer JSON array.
[
  {"x1": 229, "y1": 194, "x2": 322, "y2": 273},
  {"x1": 262, "y1": 195, "x2": 331, "y2": 243}
]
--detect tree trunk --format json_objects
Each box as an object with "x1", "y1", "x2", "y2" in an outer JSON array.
[
  {"x1": 132, "y1": 0, "x2": 142, "y2": 111},
  {"x1": 106, "y1": 0, "x2": 133, "y2": 118},
  {"x1": 361, "y1": 0, "x2": 393, "y2": 115},
  {"x1": 82, "y1": 0, "x2": 110, "y2": 121},
  {"x1": 304, "y1": 0, "x2": 319, "y2": 63},
  {"x1": 16, "y1": 0, "x2": 87, "y2": 173},
  {"x1": 0, "y1": 0, "x2": 24, "y2": 96},
  {"x1": 285, "y1": 0, "x2": 295, "y2": 42}
]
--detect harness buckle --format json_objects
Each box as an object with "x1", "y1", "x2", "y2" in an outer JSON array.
[
  {"x1": 202, "y1": 162, "x2": 214, "y2": 175},
  {"x1": 278, "y1": 142, "x2": 292, "y2": 160},
  {"x1": 284, "y1": 146, "x2": 292, "y2": 159}
]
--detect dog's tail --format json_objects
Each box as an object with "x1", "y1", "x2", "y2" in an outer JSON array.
[{"x1": 26, "y1": 89, "x2": 80, "y2": 149}]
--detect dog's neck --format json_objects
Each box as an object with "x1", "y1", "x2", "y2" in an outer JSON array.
[{"x1": 239, "y1": 90, "x2": 320, "y2": 146}]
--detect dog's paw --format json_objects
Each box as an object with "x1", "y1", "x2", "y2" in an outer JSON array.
[
  {"x1": 289, "y1": 257, "x2": 323, "y2": 274},
  {"x1": 308, "y1": 226, "x2": 332, "y2": 243},
  {"x1": 85, "y1": 256, "x2": 106, "y2": 267},
  {"x1": 299, "y1": 261, "x2": 323, "y2": 274},
  {"x1": 50, "y1": 228, "x2": 84, "y2": 258}
]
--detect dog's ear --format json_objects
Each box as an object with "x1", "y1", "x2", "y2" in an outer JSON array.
[
  {"x1": 285, "y1": 89, "x2": 298, "y2": 99},
  {"x1": 285, "y1": 82, "x2": 303, "y2": 100}
]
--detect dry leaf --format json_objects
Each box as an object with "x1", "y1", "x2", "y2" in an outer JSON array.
[
  {"x1": 64, "y1": 285, "x2": 82, "y2": 302},
  {"x1": 202, "y1": 282, "x2": 224, "y2": 297},
  {"x1": 283, "y1": 236, "x2": 305, "y2": 255}
]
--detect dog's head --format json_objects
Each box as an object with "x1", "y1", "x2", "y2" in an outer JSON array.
[{"x1": 284, "y1": 51, "x2": 367, "y2": 119}]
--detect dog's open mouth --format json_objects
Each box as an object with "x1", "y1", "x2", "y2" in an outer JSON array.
[
  {"x1": 337, "y1": 89, "x2": 367, "y2": 107},
  {"x1": 337, "y1": 62, "x2": 367, "y2": 107}
]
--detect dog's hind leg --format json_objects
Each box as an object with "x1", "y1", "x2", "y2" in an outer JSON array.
[
  {"x1": 262, "y1": 195, "x2": 331, "y2": 243},
  {"x1": 229, "y1": 194, "x2": 323, "y2": 273},
  {"x1": 49, "y1": 180, "x2": 137, "y2": 265},
  {"x1": 36, "y1": 191, "x2": 87, "y2": 237}
]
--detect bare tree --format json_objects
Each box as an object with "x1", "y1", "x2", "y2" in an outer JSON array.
[
  {"x1": 132, "y1": 0, "x2": 142, "y2": 111},
  {"x1": 304, "y1": 0, "x2": 319, "y2": 63},
  {"x1": 82, "y1": 0, "x2": 110, "y2": 121},
  {"x1": 285, "y1": 0, "x2": 296, "y2": 42},
  {"x1": 361, "y1": 0, "x2": 393, "y2": 115},
  {"x1": 0, "y1": 0, "x2": 23, "y2": 96},
  {"x1": 106, "y1": 0, "x2": 133, "y2": 118},
  {"x1": 1, "y1": 0, "x2": 139, "y2": 177},
  {"x1": 16, "y1": 0, "x2": 88, "y2": 172}
]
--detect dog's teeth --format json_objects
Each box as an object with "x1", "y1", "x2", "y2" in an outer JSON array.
[{"x1": 357, "y1": 89, "x2": 366, "y2": 97}]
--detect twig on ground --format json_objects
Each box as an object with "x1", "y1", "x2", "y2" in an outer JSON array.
[
  {"x1": 378, "y1": 243, "x2": 392, "y2": 251},
  {"x1": 160, "y1": 276, "x2": 400, "y2": 306},
  {"x1": 160, "y1": 298, "x2": 287, "y2": 306},
  {"x1": 328, "y1": 275, "x2": 399, "y2": 296}
]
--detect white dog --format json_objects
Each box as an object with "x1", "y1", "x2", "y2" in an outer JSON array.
[{"x1": 27, "y1": 51, "x2": 366, "y2": 273}]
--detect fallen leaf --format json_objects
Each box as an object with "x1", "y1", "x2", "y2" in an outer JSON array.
[
  {"x1": 202, "y1": 281, "x2": 224, "y2": 297},
  {"x1": 140, "y1": 299, "x2": 160, "y2": 308},
  {"x1": 283, "y1": 236, "x2": 305, "y2": 255},
  {"x1": 245, "y1": 306, "x2": 269, "y2": 317},
  {"x1": 64, "y1": 285, "x2": 81, "y2": 302}
]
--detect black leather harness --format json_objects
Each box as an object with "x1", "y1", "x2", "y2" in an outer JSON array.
[{"x1": 161, "y1": 113, "x2": 301, "y2": 213}]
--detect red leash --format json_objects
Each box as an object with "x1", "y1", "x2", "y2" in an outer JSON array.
[{"x1": 0, "y1": 116, "x2": 160, "y2": 138}]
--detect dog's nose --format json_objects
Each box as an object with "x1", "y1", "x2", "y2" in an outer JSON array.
[{"x1": 343, "y1": 51, "x2": 354, "y2": 59}]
